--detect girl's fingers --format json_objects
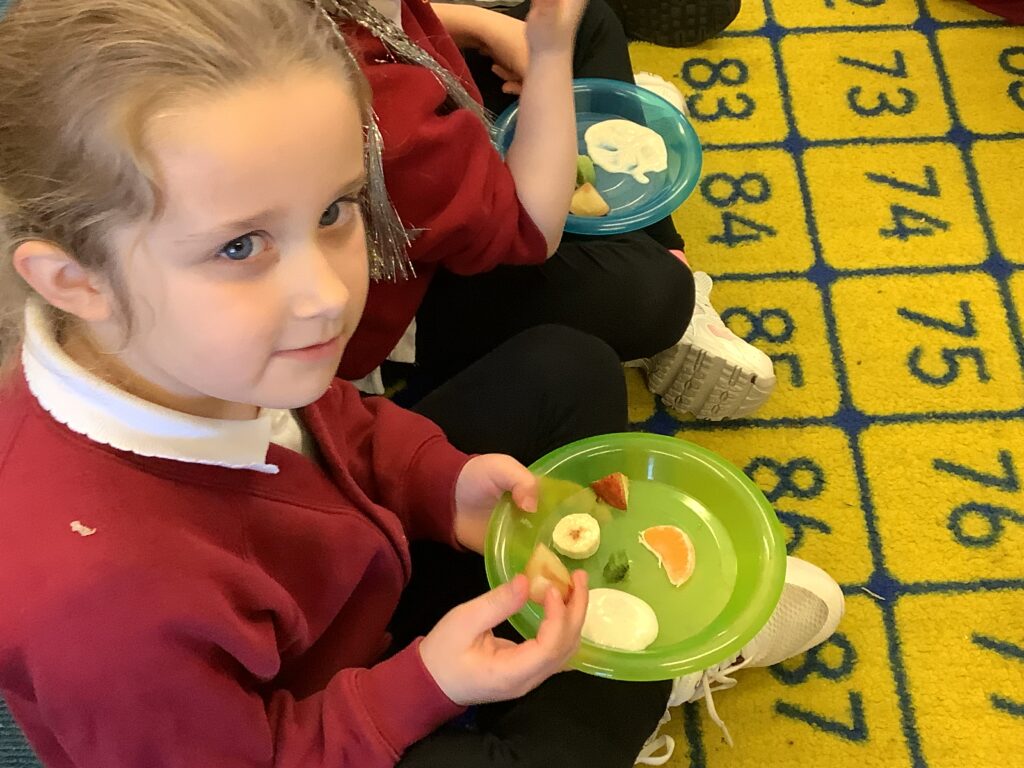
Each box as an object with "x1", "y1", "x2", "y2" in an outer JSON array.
[
  {"x1": 499, "y1": 635, "x2": 564, "y2": 690},
  {"x1": 452, "y1": 575, "x2": 530, "y2": 637},
  {"x1": 509, "y1": 473, "x2": 538, "y2": 513},
  {"x1": 492, "y1": 63, "x2": 516, "y2": 81},
  {"x1": 565, "y1": 570, "x2": 589, "y2": 631},
  {"x1": 491, "y1": 571, "x2": 589, "y2": 695},
  {"x1": 490, "y1": 457, "x2": 536, "y2": 507},
  {"x1": 496, "y1": 610, "x2": 579, "y2": 694},
  {"x1": 534, "y1": 585, "x2": 567, "y2": 647},
  {"x1": 548, "y1": 573, "x2": 587, "y2": 663},
  {"x1": 536, "y1": 579, "x2": 585, "y2": 656}
]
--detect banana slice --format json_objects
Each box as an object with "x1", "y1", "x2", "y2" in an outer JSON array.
[{"x1": 551, "y1": 512, "x2": 601, "y2": 560}]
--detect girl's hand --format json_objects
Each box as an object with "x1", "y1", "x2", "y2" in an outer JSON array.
[
  {"x1": 454, "y1": 454, "x2": 538, "y2": 553},
  {"x1": 419, "y1": 570, "x2": 589, "y2": 705},
  {"x1": 433, "y1": 2, "x2": 585, "y2": 94},
  {"x1": 474, "y1": 13, "x2": 530, "y2": 95},
  {"x1": 525, "y1": 0, "x2": 588, "y2": 58},
  {"x1": 431, "y1": 5, "x2": 528, "y2": 93}
]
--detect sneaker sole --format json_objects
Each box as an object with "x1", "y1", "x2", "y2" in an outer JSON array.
[
  {"x1": 613, "y1": 0, "x2": 742, "y2": 48},
  {"x1": 646, "y1": 341, "x2": 775, "y2": 421}
]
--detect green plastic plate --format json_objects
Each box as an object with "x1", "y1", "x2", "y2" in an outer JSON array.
[{"x1": 485, "y1": 433, "x2": 785, "y2": 681}]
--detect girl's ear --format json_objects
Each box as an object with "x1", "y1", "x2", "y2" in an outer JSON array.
[{"x1": 13, "y1": 241, "x2": 115, "y2": 322}]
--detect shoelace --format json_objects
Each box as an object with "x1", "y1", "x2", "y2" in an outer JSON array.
[
  {"x1": 634, "y1": 710, "x2": 675, "y2": 766},
  {"x1": 635, "y1": 656, "x2": 752, "y2": 765},
  {"x1": 686, "y1": 659, "x2": 746, "y2": 748}
]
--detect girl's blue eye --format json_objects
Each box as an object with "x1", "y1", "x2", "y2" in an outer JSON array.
[
  {"x1": 320, "y1": 201, "x2": 341, "y2": 227},
  {"x1": 218, "y1": 234, "x2": 258, "y2": 261}
]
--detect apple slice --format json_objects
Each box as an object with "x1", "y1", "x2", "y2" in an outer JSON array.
[
  {"x1": 570, "y1": 183, "x2": 610, "y2": 217},
  {"x1": 523, "y1": 542, "x2": 573, "y2": 604},
  {"x1": 590, "y1": 472, "x2": 629, "y2": 511}
]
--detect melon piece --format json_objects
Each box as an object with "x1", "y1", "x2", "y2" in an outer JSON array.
[
  {"x1": 570, "y1": 183, "x2": 610, "y2": 217},
  {"x1": 590, "y1": 472, "x2": 629, "y2": 510},
  {"x1": 590, "y1": 499, "x2": 614, "y2": 525},
  {"x1": 576, "y1": 154, "x2": 597, "y2": 187},
  {"x1": 553, "y1": 486, "x2": 613, "y2": 524},
  {"x1": 557, "y1": 486, "x2": 598, "y2": 515},
  {"x1": 638, "y1": 525, "x2": 695, "y2": 587},
  {"x1": 528, "y1": 476, "x2": 586, "y2": 515},
  {"x1": 523, "y1": 542, "x2": 573, "y2": 604}
]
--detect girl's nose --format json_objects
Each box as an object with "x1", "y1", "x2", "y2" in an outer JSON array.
[{"x1": 289, "y1": 245, "x2": 349, "y2": 321}]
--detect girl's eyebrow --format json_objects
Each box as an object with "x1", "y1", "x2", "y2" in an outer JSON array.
[
  {"x1": 176, "y1": 173, "x2": 368, "y2": 244},
  {"x1": 334, "y1": 174, "x2": 368, "y2": 200}
]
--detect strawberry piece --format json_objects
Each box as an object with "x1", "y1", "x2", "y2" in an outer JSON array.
[{"x1": 590, "y1": 472, "x2": 629, "y2": 510}]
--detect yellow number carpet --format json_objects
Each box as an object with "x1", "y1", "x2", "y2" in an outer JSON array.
[{"x1": 626, "y1": 0, "x2": 1024, "y2": 765}]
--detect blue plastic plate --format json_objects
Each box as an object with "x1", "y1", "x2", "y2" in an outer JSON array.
[{"x1": 492, "y1": 78, "x2": 703, "y2": 236}]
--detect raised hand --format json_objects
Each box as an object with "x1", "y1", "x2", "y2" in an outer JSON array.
[{"x1": 524, "y1": 0, "x2": 589, "y2": 57}]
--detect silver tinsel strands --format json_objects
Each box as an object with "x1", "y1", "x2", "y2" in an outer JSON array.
[
  {"x1": 361, "y1": 116, "x2": 415, "y2": 281},
  {"x1": 313, "y1": 0, "x2": 416, "y2": 282},
  {"x1": 318, "y1": 0, "x2": 491, "y2": 126}
]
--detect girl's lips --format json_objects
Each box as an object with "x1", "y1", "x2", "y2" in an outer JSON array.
[{"x1": 275, "y1": 335, "x2": 343, "y2": 362}]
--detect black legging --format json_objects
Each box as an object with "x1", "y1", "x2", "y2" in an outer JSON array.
[
  {"x1": 414, "y1": 324, "x2": 627, "y2": 462},
  {"x1": 393, "y1": 325, "x2": 671, "y2": 767},
  {"x1": 416, "y1": 0, "x2": 695, "y2": 381}
]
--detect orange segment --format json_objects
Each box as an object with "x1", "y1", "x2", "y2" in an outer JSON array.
[{"x1": 639, "y1": 525, "x2": 695, "y2": 587}]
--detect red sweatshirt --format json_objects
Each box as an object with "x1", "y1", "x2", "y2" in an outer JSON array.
[
  {"x1": 968, "y1": 0, "x2": 1024, "y2": 22},
  {"x1": 0, "y1": 372, "x2": 470, "y2": 768},
  {"x1": 338, "y1": 0, "x2": 548, "y2": 379}
]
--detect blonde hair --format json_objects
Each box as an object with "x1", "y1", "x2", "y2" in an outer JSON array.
[{"x1": 0, "y1": 0, "x2": 411, "y2": 370}]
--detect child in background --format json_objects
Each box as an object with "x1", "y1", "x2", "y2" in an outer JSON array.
[
  {"x1": 331, "y1": 0, "x2": 776, "y2": 421},
  {"x1": 0, "y1": 1, "x2": 842, "y2": 766},
  {"x1": 444, "y1": 0, "x2": 744, "y2": 47}
]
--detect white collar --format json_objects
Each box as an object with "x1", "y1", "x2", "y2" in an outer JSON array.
[{"x1": 21, "y1": 299, "x2": 280, "y2": 474}]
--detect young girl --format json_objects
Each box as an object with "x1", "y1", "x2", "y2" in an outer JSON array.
[{"x1": 0, "y1": 2, "x2": 842, "y2": 766}]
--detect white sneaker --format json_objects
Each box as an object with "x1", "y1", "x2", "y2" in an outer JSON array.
[
  {"x1": 633, "y1": 71, "x2": 688, "y2": 116},
  {"x1": 635, "y1": 557, "x2": 845, "y2": 763},
  {"x1": 645, "y1": 271, "x2": 776, "y2": 421}
]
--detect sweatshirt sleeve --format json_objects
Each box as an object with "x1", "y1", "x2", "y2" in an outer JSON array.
[
  {"x1": 26, "y1": 571, "x2": 464, "y2": 768},
  {"x1": 383, "y1": 88, "x2": 550, "y2": 274},
  {"x1": 307, "y1": 383, "x2": 471, "y2": 547},
  {"x1": 355, "y1": 26, "x2": 549, "y2": 274}
]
